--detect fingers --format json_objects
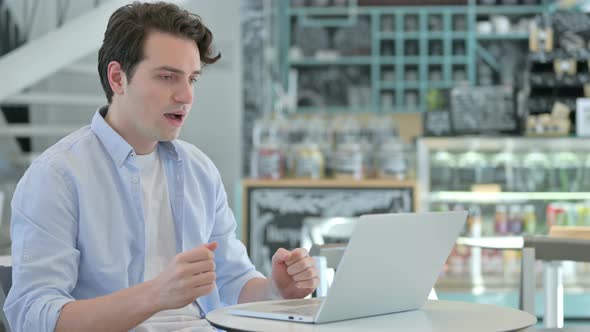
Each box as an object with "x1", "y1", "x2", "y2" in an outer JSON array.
[
  {"x1": 204, "y1": 241, "x2": 218, "y2": 251},
  {"x1": 284, "y1": 249, "x2": 318, "y2": 285},
  {"x1": 193, "y1": 282, "x2": 216, "y2": 297},
  {"x1": 188, "y1": 271, "x2": 217, "y2": 288},
  {"x1": 271, "y1": 247, "x2": 291, "y2": 265},
  {"x1": 291, "y1": 264, "x2": 317, "y2": 282},
  {"x1": 285, "y1": 248, "x2": 308, "y2": 265},
  {"x1": 295, "y1": 277, "x2": 319, "y2": 289},
  {"x1": 178, "y1": 242, "x2": 217, "y2": 263},
  {"x1": 287, "y1": 254, "x2": 314, "y2": 274},
  {"x1": 182, "y1": 259, "x2": 216, "y2": 276}
]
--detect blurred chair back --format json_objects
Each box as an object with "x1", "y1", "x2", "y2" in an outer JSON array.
[
  {"x1": 310, "y1": 243, "x2": 438, "y2": 300},
  {"x1": 310, "y1": 243, "x2": 346, "y2": 297},
  {"x1": 300, "y1": 217, "x2": 357, "y2": 250}
]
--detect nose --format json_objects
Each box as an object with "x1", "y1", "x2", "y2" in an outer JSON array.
[{"x1": 173, "y1": 80, "x2": 193, "y2": 105}]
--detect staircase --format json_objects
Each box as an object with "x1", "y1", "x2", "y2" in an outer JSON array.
[
  {"x1": 0, "y1": 0, "x2": 116, "y2": 167},
  {"x1": 0, "y1": 0, "x2": 239, "y2": 231}
]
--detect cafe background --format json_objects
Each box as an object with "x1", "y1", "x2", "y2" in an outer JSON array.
[{"x1": 1, "y1": 0, "x2": 590, "y2": 329}]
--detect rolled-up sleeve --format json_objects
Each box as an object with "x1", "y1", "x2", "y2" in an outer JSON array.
[
  {"x1": 4, "y1": 161, "x2": 80, "y2": 332},
  {"x1": 208, "y1": 169, "x2": 263, "y2": 307}
]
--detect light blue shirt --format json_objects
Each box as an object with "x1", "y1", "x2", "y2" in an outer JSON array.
[{"x1": 4, "y1": 107, "x2": 263, "y2": 332}]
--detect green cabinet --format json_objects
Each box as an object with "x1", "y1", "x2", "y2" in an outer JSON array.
[{"x1": 276, "y1": 1, "x2": 549, "y2": 113}]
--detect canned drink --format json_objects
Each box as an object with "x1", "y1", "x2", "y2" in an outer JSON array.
[{"x1": 546, "y1": 203, "x2": 559, "y2": 229}]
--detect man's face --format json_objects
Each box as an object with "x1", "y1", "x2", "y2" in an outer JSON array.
[{"x1": 119, "y1": 30, "x2": 201, "y2": 144}]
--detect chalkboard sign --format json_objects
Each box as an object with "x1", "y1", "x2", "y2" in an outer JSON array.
[
  {"x1": 243, "y1": 179, "x2": 415, "y2": 276},
  {"x1": 424, "y1": 111, "x2": 453, "y2": 136},
  {"x1": 450, "y1": 86, "x2": 518, "y2": 134}
]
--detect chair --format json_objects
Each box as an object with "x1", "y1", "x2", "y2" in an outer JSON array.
[
  {"x1": 520, "y1": 229, "x2": 590, "y2": 329},
  {"x1": 310, "y1": 243, "x2": 437, "y2": 300},
  {"x1": 300, "y1": 217, "x2": 357, "y2": 250},
  {"x1": 0, "y1": 265, "x2": 11, "y2": 332},
  {"x1": 309, "y1": 243, "x2": 346, "y2": 297}
]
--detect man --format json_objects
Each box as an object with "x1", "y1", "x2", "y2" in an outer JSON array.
[{"x1": 4, "y1": 2, "x2": 318, "y2": 331}]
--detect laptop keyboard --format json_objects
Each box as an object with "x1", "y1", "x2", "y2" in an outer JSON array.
[
  {"x1": 268, "y1": 298, "x2": 323, "y2": 316},
  {"x1": 272, "y1": 303, "x2": 320, "y2": 316},
  {"x1": 274, "y1": 298, "x2": 323, "y2": 307}
]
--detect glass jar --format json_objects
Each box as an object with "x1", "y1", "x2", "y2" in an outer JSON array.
[
  {"x1": 430, "y1": 150, "x2": 457, "y2": 191},
  {"x1": 332, "y1": 143, "x2": 364, "y2": 180},
  {"x1": 551, "y1": 151, "x2": 581, "y2": 192},
  {"x1": 518, "y1": 150, "x2": 551, "y2": 192},
  {"x1": 491, "y1": 151, "x2": 518, "y2": 191},
  {"x1": 580, "y1": 154, "x2": 590, "y2": 191},
  {"x1": 376, "y1": 139, "x2": 411, "y2": 180},
  {"x1": 332, "y1": 115, "x2": 361, "y2": 147},
  {"x1": 252, "y1": 116, "x2": 285, "y2": 147},
  {"x1": 250, "y1": 143, "x2": 285, "y2": 179},
  {"x1": 293, "y1": 143, "x2": 324, "y2": 179},
  {"x1": 306, "y1": 116, "x2": 332, "y2": 177},
  {"x1": 251, "y1": 115, "x2": 286, "y2": 179},
  {"x1": 456, "y1": 150, "x2": 489, "y2": 190}
]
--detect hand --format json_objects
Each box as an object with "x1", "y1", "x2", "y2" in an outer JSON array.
[
  {"x1": 271, "y1": 248, "x2": 319, "y2": 299},
  {"x1": 152, "y1": 242, "x2": 218, "y2": 310}
]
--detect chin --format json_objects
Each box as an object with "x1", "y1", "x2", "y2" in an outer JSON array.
[{"x1": 161, "y1": 132, "x2": 181, "y2": 142}]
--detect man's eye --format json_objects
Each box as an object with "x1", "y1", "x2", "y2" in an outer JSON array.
[
  {"x1": 189, "y1": 77, "x2": 198, "y2": 84},
  {"x1": 160, "y1": 75, "x2": 173, "y2": 80}
]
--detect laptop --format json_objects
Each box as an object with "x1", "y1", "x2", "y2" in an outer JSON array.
[{"x1": 230, "y1": 211, "x2": 467, "y2": 324}]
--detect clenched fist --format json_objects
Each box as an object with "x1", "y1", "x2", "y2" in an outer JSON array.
[
  {"x1": 152, "y1": 242, "x2": 218, "y2": 310},
  {"x1": 271, "y1": 247, "x2": 319, "y2": 299}
]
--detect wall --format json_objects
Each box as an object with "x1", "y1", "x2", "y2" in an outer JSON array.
[
  {"x1": 179, "y1": 1, "x2": 243, "y2": 205},
  {"x1": 4, "y1": 1, "x2": 244, "y2": 205}
]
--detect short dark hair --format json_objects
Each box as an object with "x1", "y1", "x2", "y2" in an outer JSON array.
[{"x1": 98, "y1": 1, "x2": 220, "y2": 103}]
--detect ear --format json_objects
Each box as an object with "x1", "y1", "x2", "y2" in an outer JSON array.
[{"x1": 107, "y1": 61, "x2": 127, "y2": 96}]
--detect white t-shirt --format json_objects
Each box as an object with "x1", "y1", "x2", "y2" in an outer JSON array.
[{"x1": 134, "y1": 149, "x2": 214, "y2": 332}]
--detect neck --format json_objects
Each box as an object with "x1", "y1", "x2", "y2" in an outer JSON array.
[{"x1": 105, "y1": 102, "x2": 157, "y2": 155}]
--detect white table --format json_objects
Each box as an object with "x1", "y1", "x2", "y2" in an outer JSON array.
[
  {"x1": 206, "y1": 299, "x2": 536, "y2": 332},
  {"x1": 457, "y1": 236, "x2": 590, "y2": 328}
]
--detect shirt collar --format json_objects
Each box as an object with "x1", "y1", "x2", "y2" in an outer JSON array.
[{"x1": 91, "y1": 106, "x2": 181, "y2": 167}]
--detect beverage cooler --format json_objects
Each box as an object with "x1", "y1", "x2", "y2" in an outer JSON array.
[{"x1": 417, "y1": 136, "x2": 590, "y2": 318}]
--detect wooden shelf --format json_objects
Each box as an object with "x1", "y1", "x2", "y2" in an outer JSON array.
[{"x1": 243, "y1": 178, "x2": 416, "y2": 188}]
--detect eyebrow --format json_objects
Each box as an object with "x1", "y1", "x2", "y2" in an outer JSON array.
[{"x1": 154, "y1": 66, "x2": 201, "y2": 75}]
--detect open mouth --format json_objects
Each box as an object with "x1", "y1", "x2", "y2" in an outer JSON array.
[{"x1": 164, "y1": 113, "x2": 184, "y2": 120}]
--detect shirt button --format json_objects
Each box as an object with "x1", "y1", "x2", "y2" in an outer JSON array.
[
  {"x1": 132, "y1": 176, "x2": 139, "y2": 184},
  {"x1": 130, "y1": 152, "x2": 136, "y2": 158}
]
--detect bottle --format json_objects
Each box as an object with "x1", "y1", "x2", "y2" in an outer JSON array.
[
  {"x1": 522, "y1": 204, "x2": 537, "y2": 235},
  {"x1": 495, "y1": 205, "x2": 509, "y2": 235},
  {"x1": 508, "y1": 205, "x2": 523, "y2": 235}
]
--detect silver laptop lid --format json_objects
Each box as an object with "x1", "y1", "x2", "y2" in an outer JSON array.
[{"x1": 315, "y1": 211, "x2": 467, "y2": 323}]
